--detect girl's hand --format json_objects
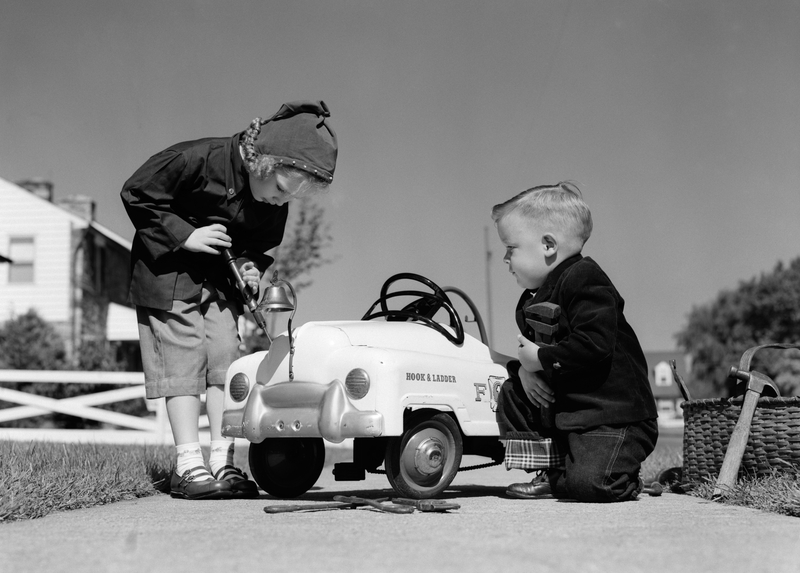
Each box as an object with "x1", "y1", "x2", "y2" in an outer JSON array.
[
  {"x1": 517, "y1": 335, "x2": 542, "y2": 372},
  {"x1": 182, "y1": 224, "x2": 232, "y2": 254},
  {"x1": 519, "y1": 368, "x2": 554, "y2": 408},
  {"x1": 239, "y1": 261, "x2": 260, "y2": 295}
]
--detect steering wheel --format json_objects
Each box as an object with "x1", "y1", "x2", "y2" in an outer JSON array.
[{"x1": 362, "y1": 273, "x2": 465, "y2": 345}]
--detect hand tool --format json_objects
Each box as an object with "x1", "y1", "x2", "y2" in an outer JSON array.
[
  {"x1": 264, "y1": 497, "x2": 390, "y2": 514},
  {"x1": 332, "y1": 495, "x2": 415, "y2": 514},
  {"x1": 669, "y1": 359, "x2": 692, "y2": 401},
  {"x1": 522, "y1": 301, "x2": 560, "y2": 429},
  {"x1": 713, "y1": 355, "x2": 780, "y2": 498},
  {"x1": 393, "y1": 498, "x2": 461, "y2": 512},
  {"x1": 223, "y1": 248, "x2": 270, "y2": 336},
  {"x1": 642, "y1": 482, "x2": 663, "y2": 497}
]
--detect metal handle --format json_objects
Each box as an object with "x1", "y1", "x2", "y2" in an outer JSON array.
[
  {"x1": 738, "y1": 343, "x2": 800, "y2": 372},
  {"x1": 222, "y1": 248, "x2": 269, "y2": 336}
]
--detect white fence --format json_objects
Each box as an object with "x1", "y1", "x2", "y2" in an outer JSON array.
[{"x1": 0, "y1": 369, "x2": 209, "y2": 445}]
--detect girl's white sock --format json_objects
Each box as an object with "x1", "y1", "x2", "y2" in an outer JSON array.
[
  {"x1": 175, "y1": 442, "x2": 211, "y2": 481},
  {"x1": 209, "y1": 439, "x2": 236, "y2": 477}
]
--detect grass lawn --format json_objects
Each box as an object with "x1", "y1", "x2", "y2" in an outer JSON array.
[
  {"x1": 0, "y1": 441, "x2": 173, "y2": 522},
  {"x1": 642, "y1": 425, "x2": 800, "y2": 518},
  {"x1": 1, "y1": 428, "x2": 798, "y2": 523},
  {"x1": 641, "y1": 424, "x2": 682, "y2": 483}
]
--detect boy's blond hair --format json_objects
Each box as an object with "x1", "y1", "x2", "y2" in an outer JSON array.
[{"x1": 491, "y1": 181, "x2": 593, "y2": 247}]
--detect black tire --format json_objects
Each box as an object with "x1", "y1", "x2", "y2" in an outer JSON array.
[
  {"x1": 248, "y1": 437, "x2": 325, "y2": 499},
  {"x1": 385, "y1": 412, "x2": 463, "y2": 499}
]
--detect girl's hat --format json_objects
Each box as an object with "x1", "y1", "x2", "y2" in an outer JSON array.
[{"x1": 254, "y1": 100, "x2": 338, "y2": 182}]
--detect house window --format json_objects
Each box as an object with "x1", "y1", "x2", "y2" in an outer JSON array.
[
  {"x1": 654, "y1": 362, "x2": 672, "y2": 387},
  {"x1": 8, "y1": 237, "x2": 35, "y2": 283}
]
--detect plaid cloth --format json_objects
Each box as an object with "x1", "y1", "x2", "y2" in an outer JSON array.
[{"x1": 504, "y1": 432, "x2": 566, "y2": 471}]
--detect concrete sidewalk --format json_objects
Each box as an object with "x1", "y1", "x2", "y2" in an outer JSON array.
[{"x1": 2, "y1": 460, "x2": 799, "y2": 573}]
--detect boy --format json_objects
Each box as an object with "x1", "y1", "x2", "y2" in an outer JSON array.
[
  {"x1": 492, "y1": 181, "x2": 658, "y2": 502},
  {"x1": 121, "y1": 101, "x2": 337, "y2": 499}
]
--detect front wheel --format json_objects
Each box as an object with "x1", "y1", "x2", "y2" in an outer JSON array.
[
  {"x1": 385, "y1": 412, "x2": 463, "y2": 499},
  {"x1": 248, "y1": 437, "x2": 325, "y2": 498}
]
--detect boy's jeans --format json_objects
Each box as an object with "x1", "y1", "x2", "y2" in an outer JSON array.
[{"x1": 497, "y1": 373, "x2": 658, "y2": 502}]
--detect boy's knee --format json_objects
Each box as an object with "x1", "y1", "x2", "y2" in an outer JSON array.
[
  {"x1": 499, "y1": 376, "x2": 518, "y2": 398},
  {"x1": 565, "y1": 465, "x2": 640, "y2": 503},
  {"x1": 564, "y1": 468, "x2": 608, "y2": 502},
  {"x1": 502, "y1": 374, "x2": 532, "y2": 403}
]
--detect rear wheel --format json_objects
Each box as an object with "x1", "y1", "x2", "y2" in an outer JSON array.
[
  {"x1": 248, "y1": 437, "x2": 325, "y2": 498},
  {"x1": 385, "y1": 412, "x2": 463, "y2": 499}
]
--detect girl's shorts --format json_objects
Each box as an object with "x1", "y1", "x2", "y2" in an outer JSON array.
[{"x1": 136, "y1": 284, "x2": 241, "y2": 399}]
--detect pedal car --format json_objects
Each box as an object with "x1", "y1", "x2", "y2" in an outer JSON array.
[{"x1": 221, "y1": 273, "x2": 511, "y2": 499}]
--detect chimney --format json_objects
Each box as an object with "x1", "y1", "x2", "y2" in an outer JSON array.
[
  {"x1": 56, "y1": 194, "x2": 96, "y2": 221},
  {"x1": 16, "y1": 178, "x2": 54, "y2": 202}
]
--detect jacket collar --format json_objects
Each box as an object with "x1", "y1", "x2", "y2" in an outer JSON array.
[
  {"x1": 534, "y1": 253, "x2": 584, "y2": 300},
  {"x1": 225, "y1": 132, "x2": 249, "y2": 200},
  {"x1": 515, "y1": 252, "x2": 584, "y2": 316}
]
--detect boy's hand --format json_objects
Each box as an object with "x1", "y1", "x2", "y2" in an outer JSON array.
[
  {"x1": 182, "y1": 224, "x2": 232, "y2": 254},
  {"x1": 517, "y1": 335, "x2": 542, "y2": 372},
  {"x1": 239, "y1": 261, "x2": 260, "y2": 295},
  {"x1": 519, "y1": 368, "x2": 555, "y2": 408}
]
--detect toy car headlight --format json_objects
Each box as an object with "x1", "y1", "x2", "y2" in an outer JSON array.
[
  {"x1": 345, "y1": 368, "x2": 370, "y2": 400},
  {"x1": 229, "y1": 372, "x2": 250, "y2": 403}
]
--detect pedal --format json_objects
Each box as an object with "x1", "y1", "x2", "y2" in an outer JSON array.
[{"x1": 333, "y1": 462, "x2": 366, "y2": 481}]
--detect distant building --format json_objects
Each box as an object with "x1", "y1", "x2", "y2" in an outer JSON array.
[
  {"x1": 645, "y1": 350, "x2": 691, "y2": 421},
  {"x1": 0, "y1": 177, "x2": 138, "y2": 366}
]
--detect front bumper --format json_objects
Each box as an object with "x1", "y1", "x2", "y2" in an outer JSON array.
[{"x1": 223, "y1": 378, "x2": 383, "y2": 444}]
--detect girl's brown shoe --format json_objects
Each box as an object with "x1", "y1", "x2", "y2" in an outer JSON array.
[
  {"x1": 170, "y1": 466, "x2": 233, "y2": 500},
  {"x1": 213, "y1": 465, "x2": 259, "y2": 498}
]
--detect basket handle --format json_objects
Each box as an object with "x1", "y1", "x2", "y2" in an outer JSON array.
[{"x1": 738, "y1": 343, "x2": 800, "y2": 372}]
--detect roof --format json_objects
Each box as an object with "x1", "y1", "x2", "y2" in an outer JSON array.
[
  {"x1": 90, "y1": 221, "x2": 132, "y2": 251},
  {"x1": 0, "y1": 176, "x2": 132, "y2": 251}
]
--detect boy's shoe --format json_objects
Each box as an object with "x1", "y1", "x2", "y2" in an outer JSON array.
[
  {"x1": 213, "y1": 465, "x2": 259, "y2": 498},
  {"x1": 170, "y1": 466, "x2": 233, "y2": 500},
  {"x1": 505, "y1": 473, "x2": 553, "y2": 499}
]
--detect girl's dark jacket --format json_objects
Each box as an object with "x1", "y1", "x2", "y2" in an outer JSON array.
[
  {"x1": 121, "y1": 132, "x2": 288, "y2": 311},
  {"x1": 510, "y1": 254, "x2": 658, "y2": 431}
]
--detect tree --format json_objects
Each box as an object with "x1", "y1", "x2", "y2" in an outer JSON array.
[
  {"x1": 0, "y1": 310, "x2": 72, "y2": 428},
  {"x1": 0, "y1": 309, "x2": 67, "y2": 370},
  {"x1": 242, "y1": 197, "x2": 333, "y2": 353},
  {"x1": 271, "y1": 196, "x2": 334, "y2": 289},
  {"x1": 0, "y1": 310, "x2": 140, "y2": 428},
  {"x1": 675, "y1": 257, "x2": 800, "y2": 398}
]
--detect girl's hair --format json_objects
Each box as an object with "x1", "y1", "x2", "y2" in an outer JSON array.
[
  {"x1": 241, "y1": 118, "x2": 330, "y2": 196},
  {"x1": 491, "y1": 181, "x2": 593, "y2": 245}
]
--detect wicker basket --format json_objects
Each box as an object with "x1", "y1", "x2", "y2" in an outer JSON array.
[
  {"x1": 680, "y1": 343, "x2": 800, "y2": 483},
  {"x1": 682, "y1": 396, "x2": 800, "y2": 483}
]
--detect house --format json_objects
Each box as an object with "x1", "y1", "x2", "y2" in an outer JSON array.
[
  {"x1": 0, "y1": 177, "x2": 138, "y2": 367},
  {"x1": 644, "y1": 350, "x2": 691, "y2": 421}
]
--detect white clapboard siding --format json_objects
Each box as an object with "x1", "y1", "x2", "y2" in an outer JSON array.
[
  {"x1": 0, "y1": 177, "x2": 88, "y2": 324},
  {"x1": 107, "y1": 302, "x2": 140, "y2": 341}
]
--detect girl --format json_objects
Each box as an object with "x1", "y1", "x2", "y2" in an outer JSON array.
[{"x1": 121, "y1": 101, "x2": 337, "y2": 499}]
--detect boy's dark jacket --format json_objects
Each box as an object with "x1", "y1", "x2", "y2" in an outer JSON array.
[
  {"x1": 121, "y1": 133, "x2": 288, "y2": 311},
  {"x1": 509, "y1": 254, "x2": 658, "y2": 431}
]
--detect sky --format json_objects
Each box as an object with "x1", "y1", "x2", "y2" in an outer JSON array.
[{"x1": 2, "y1": 0, "x2": 799, "y2": 357}]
